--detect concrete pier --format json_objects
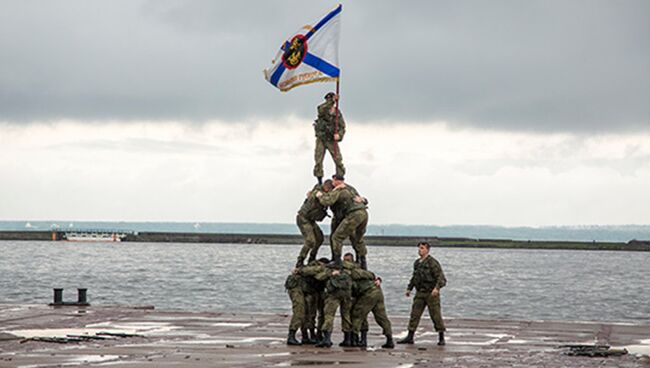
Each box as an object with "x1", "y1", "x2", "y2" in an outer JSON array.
[{"x1": 0, "y1": 304, "x2": 648, "y2": 367}]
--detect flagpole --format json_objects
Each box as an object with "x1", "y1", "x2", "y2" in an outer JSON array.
[{"x1": 333, "y1": 78, "x2": 340, "y2": 168}]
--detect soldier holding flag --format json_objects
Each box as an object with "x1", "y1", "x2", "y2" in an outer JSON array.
[{"x1": 314, "y1": 92, "x2": 345, "y2": 184}]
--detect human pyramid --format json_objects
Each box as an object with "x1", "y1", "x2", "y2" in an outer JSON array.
[{"x1": 283, "y1": 93, "x2": 448, "y2": 349}]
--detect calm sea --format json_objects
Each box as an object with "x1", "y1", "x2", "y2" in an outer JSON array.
[{"x1": 1, "y1": 241, "x2": 648, "y2": 323}]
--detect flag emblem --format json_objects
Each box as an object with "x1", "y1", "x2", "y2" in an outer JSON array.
[{"x1": 282, "y1": 35, "x2": 308, "y2": 69}]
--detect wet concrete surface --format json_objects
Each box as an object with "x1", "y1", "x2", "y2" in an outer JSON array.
[{"x1": 0, "y1": 304, "x2": 648, "y2": 367}]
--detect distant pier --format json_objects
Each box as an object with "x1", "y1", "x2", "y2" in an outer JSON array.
[{"x1": 1, "y1": 230, "x2": 649, "y2": 251}]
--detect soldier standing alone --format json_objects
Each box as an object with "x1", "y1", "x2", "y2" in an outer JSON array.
[
  {"x1": 397, "y1": 242, "x2": 447, "y2": 346},
  {"x1": 313, "y1": 92, "x2": 345, "y2": 184}
]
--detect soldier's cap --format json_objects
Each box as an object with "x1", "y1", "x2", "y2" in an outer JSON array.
[
  {"x1": 324, "y1": 92, "x2": 335, "y2": 100},
  {"x1": 331, "y1": 174, "x2": 345, "y2": 181}
]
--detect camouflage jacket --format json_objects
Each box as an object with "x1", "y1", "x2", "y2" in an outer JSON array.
[
  {"x1": 318, "y1": 185, "x2": 367, "y2": 219},
  {"x1": 314, "y1": 100, "x2": 346, "y2": 142},
  {"x1": 298, "y1": 184, "x2": 328, "y2": 222},
  {"x1": 407, "y1": 255, "x2": 447, "y2": 292}
]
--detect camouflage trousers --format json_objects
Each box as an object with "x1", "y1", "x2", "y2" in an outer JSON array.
[
  {"x1": 331, "y1": 209, "x2": 368, "y2": 260},
  {"x1": 352, "y1": 287, "x2": 392, "y2": 335},
  {"x1": 296, "y1": 214, "x2": 324, "y2": 264},
  {"x1": 313, "y1": 138, "x2": 345, "y2": 178},
  {"x1": 288, "y1": 288, "x2": 305, "y2": 331},
  {"x1": 322, "y1": 291, "x2": 352, "y2": 332},
  {"x1": 407, "y1": 290, "x2": 445, "y2": 332},
  {"x1": 304, "y1": 291, "x2": 324, "y2": 330}
]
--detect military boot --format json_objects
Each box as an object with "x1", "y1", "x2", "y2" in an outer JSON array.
[
  {"x1": 358, "y1": 330, "x2": 368, "y2": 347},
  {"x1": 287, "y1": 330, "x2": 301, "y2": 346},
  {"x1": 327, "y1": 254, "x2": 342, "y2": 268},
  {"x1": 350, "y1": 332, "x2": 360, "y2": 347},
  {"x1": 315, "y1": 331, "x2": 332, "y2": 348},
  {"x1": 437, "y1": 331, "x2": 446, "y2": 346},
  {"x1": 339, "y1": 331, "x2": 352, "y2": 347},
  {"x1": 317, "y1": 176, "x2": 323, "y2": 185},
  {"x1": 359, "y1": 256, "x2": 367, "y2": 270},
  {"x1": 295, "y1": 257, "x2": 305, "y2": 268},
  {"x1": 315, "y1": 329, "x2": 323, "y2": 344},
  {"x1": 301, "y1": 328, "x2": 314, "y2": 344},
  {"x1": 382, "y1": 334, "x2": 395, "y2": 349},
  {"x1": 397, "y1": 330, "x2": 415, "y2": 344}
]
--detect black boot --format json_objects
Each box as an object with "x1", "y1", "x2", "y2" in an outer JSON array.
[
  {"x1": 349, "y1": 332, "x2": 359, "y2": 347},
  {"x1": 295, "y1": 258, "x2": 305, "y2": 268},
  {"x1": 327, "y1": 254, "x2": 342, "y2": 268},
  {"x1": 301, "y1": 328, "x2": 314, "y2": 344},
  {"x1": 397, "y1": 330, "x2": 415, "y2": 344},
  {"x1": 358, "y1": 330, "x2": 367, "y2": 347},
  {"x1": 359, "y1": 256, "x2": 367, "y2": 270},
  {"x1": 287, "y1": 329, "x2": 301, "y2": 345},
  {"x1": 438, "y1": 331, "x2": 446, "y2": 346},
  {"x1": 315, "y1": 330, "x2": 332, "y2": 348},
  {"x1": 317, "y1": 176, "x2": 323, "y2": 185},
  {"x1": 315, "y1": 329, "x2": 323, "y2": 344},
  {"x1": 339, "y1": 331, "x2": 352, "y2": 347},
  {"x1": 382, "y1": 334, "x2": 395, "y2": 349}
]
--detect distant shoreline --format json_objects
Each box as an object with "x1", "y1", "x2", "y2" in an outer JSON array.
[{"x1": 1, "y1": 230, "x2": 649, "y2": 251}]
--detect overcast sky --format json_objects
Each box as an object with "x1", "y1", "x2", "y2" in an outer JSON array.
[{"x1": 1, "y1": 1, "x2": 649, "y2": 226}]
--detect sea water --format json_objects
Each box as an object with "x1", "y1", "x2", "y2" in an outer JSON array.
[{"x1": 1, "y1": 241, "x2": 648, "y2": 323}]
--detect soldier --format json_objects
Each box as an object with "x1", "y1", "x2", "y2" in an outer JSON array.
[
  {"x1": 299, "y1": 260, "x2": 355, "y2": 348},
  {"x1": 284, "y1": 272, "x2": 306, "y2": 345},
  {"x1": 295, "y1": 180, "x2": 332, "y2": 268},
  {"x1": 397, "y1": 242, "x2": 447, "y2": 346},
  {"x1": 316, "y1": 176, "x2": 369, "y2": 269},
  {"x1": 345, "y1": 253, "x2": 394, "y2": 349},
  {"x1": 313, "y1": 92, "x2": 346, "y2": 185},
  {"x1": 301, "y1": 257, "x2": 329, "y2": 344}
]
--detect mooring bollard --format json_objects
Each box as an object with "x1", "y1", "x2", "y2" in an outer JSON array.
[
  {"x1": 53, "y1": 288, "x2": 63, "y2": 305},
  {"x1": 77, "y1": 288, "x2": 87, "y2": 304}
]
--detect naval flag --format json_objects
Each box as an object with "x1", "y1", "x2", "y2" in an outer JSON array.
[{"x1": 264, "y1": 5, "x2": 341, "y2": 92}]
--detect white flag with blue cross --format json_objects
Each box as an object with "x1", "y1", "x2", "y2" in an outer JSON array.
[{"x1": 264, "y1": 4, "x2": 341, "y2": 92}]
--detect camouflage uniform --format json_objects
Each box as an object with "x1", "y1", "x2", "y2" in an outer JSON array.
[
  {"x1": 296, "y1": 185, "x2": 328, "y2": 266},
  {"x1": 285, "y1": 274, "x2": 305, "y2": 331},
  {"x1": 319, "y1": 186, "x2": 368, "y2": 262},
  {"x1": 300, "y1": 262, "x2": 355, "y2": 333},
  {"x1": 351, "y1": 269, "x2": 392, "y2": 336},
  {"x1": 313, "y1": 99, "x2": 346, "y2": 178},
  {"x1": 302, "y1": 261, "x2": 326, "y2": 332},
  {"x1": 406, "y1": 255, "x2": 447, "y2": 332}
]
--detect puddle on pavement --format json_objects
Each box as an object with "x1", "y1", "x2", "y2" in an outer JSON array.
[
  {"x1": 178, "y1": 336, "x2": 285, "y2": 344},
  {"x1": 620, "y1": 338, "x2": 650, "y2": 357},
  {"x1": 86, "y1": 321, "x2": 177, "y2": 335},
  {"x1": 8, "y1": 328, "x2": 129, "y2": 339},
  {"x1": 17, "y1": 354, "x2": 121, "y2": 368},
  {"x1": 274, "y1": 360, "x2": 358, "y2": 366},
  {"x1": 210, "y1": 322, "x2": 253, "y2": 328}
]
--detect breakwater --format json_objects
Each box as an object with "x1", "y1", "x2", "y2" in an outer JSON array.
[{"x1": 1, "y1": 230, "x2": 649, "y2": 251}]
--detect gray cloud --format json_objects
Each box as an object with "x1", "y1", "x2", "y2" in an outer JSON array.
[{"x1": 0, "y1": 0, "x2": 648, "y2": 132}]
